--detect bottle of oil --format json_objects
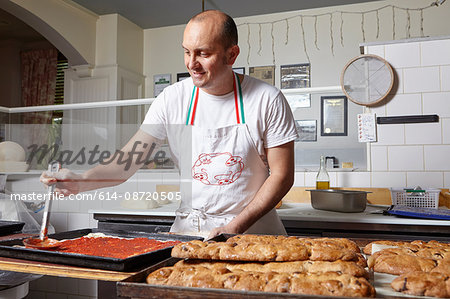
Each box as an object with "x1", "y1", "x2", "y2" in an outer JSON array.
[{"x1": 316, "y1": 155, "x2": 330, "y2": 189}]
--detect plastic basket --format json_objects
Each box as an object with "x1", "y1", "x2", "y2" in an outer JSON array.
[{"x1": 390, "y1": 188, "x2": 440, "y2": 209}]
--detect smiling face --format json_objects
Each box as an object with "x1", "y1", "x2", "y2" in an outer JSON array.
[{"x1": 182, "y1": 11, "x2": 239, "y2": 95}]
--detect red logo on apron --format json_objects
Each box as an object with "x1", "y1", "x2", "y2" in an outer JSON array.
[{"x1": 192, "y1": 152, "x2": 244, "y2": 185}]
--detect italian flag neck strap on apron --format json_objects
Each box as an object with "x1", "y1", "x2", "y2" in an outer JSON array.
[{"x1": 185, "y1": 72, "x2": 244, "y2": 125}]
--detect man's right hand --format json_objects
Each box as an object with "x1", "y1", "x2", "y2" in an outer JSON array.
[{"x1": 40, "y1": 168, "x2": 82, "y2": 197}]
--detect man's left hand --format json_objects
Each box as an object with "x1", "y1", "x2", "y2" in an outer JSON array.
[{"x1": 206, "y1": 224, "x2": 240, "y2": 240}]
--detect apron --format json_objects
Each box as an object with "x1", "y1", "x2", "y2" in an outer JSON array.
[{"x1": 170, "y1": 73, "x2": 286, "y2": 236}]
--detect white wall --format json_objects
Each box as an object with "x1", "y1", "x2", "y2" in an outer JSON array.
[
  {"x1": 366, "y1": 36, "x2": 450, "y2": 189},
  {"x1": 143, "y1": 0, "x2": 450, "y2": 96}
]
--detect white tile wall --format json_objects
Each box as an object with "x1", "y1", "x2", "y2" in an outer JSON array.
[
  {"x1": 385, "y1": 42, "x2": 421, "y2": 69},
  {"x1": 423, "y1": 92, "x2": 450, "y2": 117},
  {"x1": 442, "y1": 65, "x2": 450, "y2": 91},
  {"x1": 51, "y1": 212, "x2": 68, "y2": 232},
  {"x1": 445, "y1": 172, "x2": 450, "y2": 187},
  {"x1": 29, "y1": 276, "x2": 57, "y2": 293},
  {"x1": 407, "y1": 172, "x2": 444, "y2": 188},
  {"x1": 25, "y1": 290, "x2": 46, "y2": 299},
  {"x1": 392, "y1": 68, "x2": 404, "y2": 94},
  {"x1": 405, "y1": 122, "x2": 442, "y2": 145},
  {"x1": 388, "y1": 146, "x2": 423, "y2": 171},
  {"x1": 376, "y1": 124, "x2": 404, "y2": 145},
  {"x1": 336, "y1": 172, "x2": 371, "y2": 187},
  {"x1": 56, "y1": 277, "x2": 79, "y2": 295},
  {"x1": 421, "y1": 39, "x2": 450, "y2": 66},
  {"x1": 424, "y1": 145, "x2": 450, "y2": 170},
  {"x1": 369, "y1": 37, "x2": 450, "y2": 190},
  {"x1": 371, "y1": 172, "x2": 406, "y2": 188},
  {"x1": 369, "y1": 105, "x2": 386, "y2": 117},
  {"x1": 443, "y1": 118, "x2": 450, "y2": 144},
  {"x1": 370, "y1": 146, "x2": 388, "y2": 171},
  {"x1": 385, "y1": 93, "x2": 421, "y2": 116},
  {"x1": 67, "y1": 213, "x2": 91, "y2": 231},
  {"x1": 294, "y1": 172, "x2": 305, "y2": 186},
  {"x1": 403, "y1": 67, "x2": 440, "y2": 93},
  {"x1": 78, "y1": 279, "x2": 97, "y2": 297},
  {"x1": 46, "y1": 293, "x2": 68, "y2": 299}
]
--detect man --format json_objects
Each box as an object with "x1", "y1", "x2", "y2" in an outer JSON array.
[{"x1": 41, "y1": 10, "x2": 298, "y2": 239}]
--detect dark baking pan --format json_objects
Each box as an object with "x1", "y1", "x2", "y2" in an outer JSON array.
[
  {"x1": 0, "y1": 228, "x2": 201, "y2": 272},
  {"x1": 118, "y1": 258, "x2": 378, "y2": 299},
  {"x1": 0, "y1": 220, "x2": 25, "y2": 236}
]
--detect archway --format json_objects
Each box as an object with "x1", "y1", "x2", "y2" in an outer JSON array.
[{"x1": 0, "y1": 0, "x2": 87, "y2": 66}]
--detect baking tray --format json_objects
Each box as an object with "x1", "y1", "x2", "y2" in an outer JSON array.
[
  {"x1": 117, "y1": 257, "x2": 422, "y2": 299},
  {"x1": 118, "y1": 258, "x2": 359, "y2": 299},
  {"x1": 0, "y1": 220, "x2": 25, "y2": 236},
  {"x1": 0, "y1": 228, "x2": 201, "y2": 272}
]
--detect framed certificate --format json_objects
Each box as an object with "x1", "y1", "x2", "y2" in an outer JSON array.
[
  {"x1": 321, "y1": 96, "x2": 348, "y2": 136},
  {"x1": 249, "y1": 65, "x2": 275, "y2": 85}
]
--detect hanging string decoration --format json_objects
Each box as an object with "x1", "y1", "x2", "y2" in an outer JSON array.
[
  {"x1": 236, "y1": 2, "x2": 445, "y2": 65},
  {"x1": 340, "y1": 12, "x2": 344, "y2": 47},
  {"x1": 314, "y1": 16, "x2": 320, "y2": 50},
  {"x1": 299, "y1": 15, "x2": 310, "y2": 63}
]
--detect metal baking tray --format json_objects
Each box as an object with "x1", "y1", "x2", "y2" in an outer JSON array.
[
  {"x1": 0, "y1": 220, "x2": 25, "y2": 236},
  {"x1": 307, "y1": 189, "x2": 370, "y2": 213},
  {"x1": 118, "y1": 258, "x2": 352, "y2": 299},
  {"x1": 0, "y1": 228, "x2": 201, "y2": 272}
]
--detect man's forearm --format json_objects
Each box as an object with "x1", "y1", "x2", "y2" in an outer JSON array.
[
  {"x1": 72, "y1": 129, "x2": 161, "y2": 193},
  {"x1": 225, "y1": 142, "x2": 295, "y2": 234}
]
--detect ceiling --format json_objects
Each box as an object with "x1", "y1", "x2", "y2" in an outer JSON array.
[{"x1": 70, "y1": 0, "x2": 384, "y2": 29}]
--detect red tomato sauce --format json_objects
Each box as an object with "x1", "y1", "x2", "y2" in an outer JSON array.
[{"x1": 54, "y1": 237, "x2": 180, "y2": 259}]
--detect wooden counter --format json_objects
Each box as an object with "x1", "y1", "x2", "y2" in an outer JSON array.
[{"x1": 0, "y1": 256, "x2": 135, "y2": 281}]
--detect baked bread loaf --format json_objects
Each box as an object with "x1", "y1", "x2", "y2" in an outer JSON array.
[
  {"x1": 368, "y1": 253, "x2": 437, "y2": 275},
  {"x1": 363, "y1": 240, "x2": 450, "y2": 255},
  {"x1": 431, "y1": 259, "x2": 450, "y2": 275},
  {"x1": 391, "y1": 271, "x2": 450, "y2": 298},
  {"x1": 370, "y1": 247, "x2": 450, "y2": 261},
  {"x1": 171, "y1": 235, "x2": 366, "y2": 266},
  {"x1": 175, "y1": 259, "x2": 369, "y2": 278},
  {"x1": 146, "y1": 264, "x2": 376, "y2": 297}
]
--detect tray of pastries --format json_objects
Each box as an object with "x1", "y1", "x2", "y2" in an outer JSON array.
[{"x1": 118, "y1": 234, "x2": 377, "y2": 298}]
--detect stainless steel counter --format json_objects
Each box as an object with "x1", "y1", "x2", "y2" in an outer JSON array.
[{"x1": 91, "y1": 202, "x2": 450, "y2": 240}]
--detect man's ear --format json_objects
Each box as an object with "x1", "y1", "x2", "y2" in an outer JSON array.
[{"x1": 227, "y1": 45, "x2": 240, "y2": 65}]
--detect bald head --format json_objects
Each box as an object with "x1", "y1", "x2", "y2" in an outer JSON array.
[{"x1": 189, "y1": 10, "x2": 238, "y2": 50}]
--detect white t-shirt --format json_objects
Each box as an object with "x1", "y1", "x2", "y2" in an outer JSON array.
[{"x1": 141, "y1": 75, "x2": 298, "y2": 163}]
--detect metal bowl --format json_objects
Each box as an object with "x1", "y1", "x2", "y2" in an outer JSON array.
[{"x1": 307, "y1": 189, "x2": 370, "y2": 213}]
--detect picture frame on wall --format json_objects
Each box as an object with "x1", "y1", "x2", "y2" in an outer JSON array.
[
  {"x1": 249, "y1": 65, "x2": 275, "y2": 85},
  {"x1": 177, "y1": 72, "x2": 190, "y2": 82},
  {"x1": 285, "y1": 94, "x2": 311, "y2": 108},
  {"x1": 153, "y1": 74, "x2": 171, "y2": 97},
  {"x1": 233, "y1": 67, "x2": 245, "y2": 74},
  {"x1": 281, "y1": 63, "x2": 311, "y2": 109},
  {"x1": 280, "y1": 63, "x2": 310, "y2": 89},
  {"x1": 295, "y1": 120, "x2": 317, "y2": 142},
  {"x1": 321, "y1": 96, "x2": 348, "y2": 136}
]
